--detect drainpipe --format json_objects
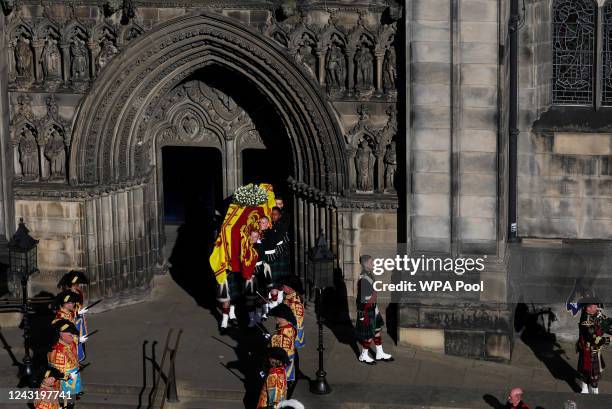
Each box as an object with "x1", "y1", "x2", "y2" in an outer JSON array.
[{"x1": 508, "y1": 0, "x2": 520, "y2": 242}]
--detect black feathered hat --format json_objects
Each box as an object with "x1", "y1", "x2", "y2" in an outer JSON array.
[
  {"x1": 55, "y1": 290, "x2": 82, "y2": 307},
  {"x1": 36, "y1": 365, "x2": 65, "y2": 383},
  {"x1": 267, "y1": 346, "x2": 290, "y2": 366},
  {"x1": 51, "y1": 319, "x2": 79, "y2": 336},
  {"x1": 268, "y1": 303, "x2": 297, "y2": 327},
  {"x1": 57, "y1": 270, "x2": 89, "y2": 288}
]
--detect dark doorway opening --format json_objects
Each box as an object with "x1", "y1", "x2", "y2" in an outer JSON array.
[{"x1": 161, "y1": 146, "x2": 223, "y2": 224}]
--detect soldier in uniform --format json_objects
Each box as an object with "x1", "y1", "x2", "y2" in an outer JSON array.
[
  {"x1": 48, "y1": 319, "x2": 81, "y2": 408},
  {"x1": 257, "y1": 347, "x2": 289, "y2": 409},
  {"x1": 58, "y1": 271, "x2": 90, "y2": 362},
  {"x1": 280, "y1": 278, "x2": 305, "y2": 349},
  {"x1": 576, "y1": 297, "x2": 612, "y2": 394},
  {"x1": 355, "y1": 255, "x2": 393, "y2": 364},
  {"x1": 53, "y1": 291, "x2": 88, "y2": 363},
  {"x1": 246, "y1": 229, "x2": 262, "y2": 328},
  {"x1": 33, "y1": 366, "x2": 64, "y2": 409},
  {"x1": 267, "y1": 304, "x2": 297, "y2": 385}
]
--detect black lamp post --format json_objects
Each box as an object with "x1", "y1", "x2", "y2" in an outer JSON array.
[
  {"x1": 308, "y1": 233, "x2": 334, "y2": 395},
  {"x1": 8, "y1": 218, "x2": 39, "y2": 384}
]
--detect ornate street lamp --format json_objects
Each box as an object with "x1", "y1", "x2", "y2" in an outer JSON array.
[
  {"x1": 308, "y1": 233, "x2": 334, "y2": 395},
  {"x1": 8, "y1": 218, "x2": 39, "y2": 383}
]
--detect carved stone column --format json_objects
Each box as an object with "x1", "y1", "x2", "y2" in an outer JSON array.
[
  {"x1": 37, "y1": 139, "x2": 46, "y2": 179},
  {"x1": 375, "y1": 148, "x2": 385, "y2": 192},
  {"x1": 347, "y1": 146, "x2": 356, "y2": 191},
  {"x1": 225, "y1": 138, "x2": 237, "y2": 196},
  {"x1": 375, "y1": 50, "x2": 384, "y2": 95},
  {"x1": 32, "y1": 38, "x2": 44, "y2": 84},
  {"x1": 316, "y1": 47, "x2": 326, "y2": 86},
  {"x1": 7, "y1": 40, "x2": 16, "y2": 82},
  {"x1": 88, "y1": 41, "x2": 98, "y2": 79},
  {"x1": 346, "y1": 47, "x2": 356, "y2": 94},
  {"x1": 60, "y1": 42, "x2": 70, "y2": 85}
]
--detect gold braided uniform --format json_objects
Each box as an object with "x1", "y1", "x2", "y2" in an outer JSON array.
[
  {"x1": 33, "y1": 382, "x2": 61, "y2": 409},
  {"x1": 270, "y1": 324, "x2": 296, "y2": 381},
  {"x1": 256, "y1": 366, "x2": 287, "y2": 409},
  {"x1": 48, "y1": 339, "x2": 81, "y2": 395}
]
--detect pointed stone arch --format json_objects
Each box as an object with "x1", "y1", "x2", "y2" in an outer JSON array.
[{"x1": 70, "y1": 12, "x2": 347, "y2": 193}]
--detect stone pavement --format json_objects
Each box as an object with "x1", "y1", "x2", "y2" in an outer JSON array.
[{"x1": 0, "y1": 274, "x2": 610, "y2": 409}]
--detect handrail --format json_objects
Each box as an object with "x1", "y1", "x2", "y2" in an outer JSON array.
[{"x1": 147, "y1": 328, "x2": 182, "y2": 409}]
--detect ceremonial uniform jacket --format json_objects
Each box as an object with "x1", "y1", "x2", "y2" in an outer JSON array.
[
  {"x1": 54, "y1": 307, "x2": 75, "y2": 323},
  {"x1": 270, "y1": 324, "x2": 296, "y2": 357},
  {"x1": 256, "y1": 366, "x2": 287, "y2": 409},
  {"x1": 48, "y1": 339, "x2": 79, "y2": 375},
  {"x1": 33, "y1": 383, "x2": 61, "y2": 409},
  {"x1": 283, "y1": 293, "x2": 304, "y2": 330}
]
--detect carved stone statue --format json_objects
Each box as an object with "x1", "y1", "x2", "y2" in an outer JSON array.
[
  {"x1": 18, "y1": 128, "x2": 39, "y2": 178},
  {"x1": 325, "y1": 43, "x2": 345, "y2": 90},
  {"x1": 383, "y1": 47, "x2": 397, "y2": 92},
  {"x1": 384, "y1": 141, "x2": 397, "y2": 190},
  {"x1": 97, "y1": 38, "x2": 118, "y2": 70},
  {"x1": 41, "y1": 38, "x2": 62, "y2": 81},
  {"x1": 296, "y1": 40, "x2": 316, "y2": 76},
  {"x1": 70, "y1": 38, "x2": 89, "y2": 81},
  {"x1": 44, "y1": 129, "x2": 66, "y2": 178},
  {"x1": 15, "y1": 36, "x2": 33, "y2": 81},
  {"x1": 355, "y1": 46, "x2": 373, "y2": 89},
  {"x1": 356, "y1": 140, "x2": 373, "y2": 191}
]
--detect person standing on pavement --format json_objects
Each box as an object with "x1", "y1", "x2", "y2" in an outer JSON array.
[
  {"x1": 576, "y1": 297, "x2": 612, "y2": 394},
  {"x1": 505, "y1": 387, "x2": 530, "y2": 409},
  {"x1": 355, "y1": 255, "x2": 393, "y2": 364}
]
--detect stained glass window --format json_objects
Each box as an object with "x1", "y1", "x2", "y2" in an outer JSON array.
[
  {"x1": 552, "y1": 0, "x2": 596, "y2": 104},
  {"x1": 603, "y1": 2, "x2": 612, "y2": 104}
]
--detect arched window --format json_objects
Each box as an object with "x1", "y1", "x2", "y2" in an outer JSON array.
[
  {"x1": 602, "y1": 2, "x2": 612, "y2": 104},
  {"x1": 552, "y1": 0, "x2": 596, "y2": 104}
]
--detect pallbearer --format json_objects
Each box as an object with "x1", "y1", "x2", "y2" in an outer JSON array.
[
  {"x1": 33, "y1": 366, "x2": 64, "y2": 409},
  {"x1": 48, "y1": 319, "x2": 81, "y2": 407},
  {"x1": 268, "y1": 304, "x2": 297, "y2": 384},
  {"x1": 245, "y1": 229, "x2": 262, "y2": 328},
  {"x1": 355, "y1": 255, "x2": 393, "y2": 364},
  {"x1": 257, "y1": 347, "x2": 288, "y2": 409},
  {"x1": 58, "y1": 271, "x2": 90, "y2": 362},
  {"x1": 576, "y1": 296, "x2": 612, "y2": 394}
]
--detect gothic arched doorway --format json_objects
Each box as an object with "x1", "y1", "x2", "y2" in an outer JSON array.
[{"x1": 68, "y1": 13, "x2": 346, "y2": 300}]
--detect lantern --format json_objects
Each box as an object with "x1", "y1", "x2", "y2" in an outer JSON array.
[{"x1": 308, "y1": 234, "x2": 335, "y2": 290}]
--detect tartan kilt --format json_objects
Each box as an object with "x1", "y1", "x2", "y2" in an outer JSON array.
[
  {"x1": 217, "y1": 271, "x2": 244, "y2": 302},
  {"x1": 578, "y1": 349, "x2": 605, "y2": 382},
  {"x1": 269, "y1": 255, "x2": 291, "y2": 287},
  {"x1": 355, "y1": 309, "x2": 384, "y2": 341}
]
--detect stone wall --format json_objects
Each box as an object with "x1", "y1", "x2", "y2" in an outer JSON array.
[
  {"x1": 14, "y1": 199, "x2": 85, "y2": 294},
  {"x1": 410, "y1": 0, "x2": 500, "y2": 255},
  {"x1": 518, "y1": 132, "x2": 612, "y2": 239}
]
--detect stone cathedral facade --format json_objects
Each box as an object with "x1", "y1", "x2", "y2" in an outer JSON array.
[{"x1": 0, "y1": 0, "x2": 610, "y2": 361}]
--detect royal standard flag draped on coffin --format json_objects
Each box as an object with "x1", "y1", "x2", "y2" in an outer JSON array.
[{"x1": 209, "y1": 183, "x2": 275, "y2": 285}]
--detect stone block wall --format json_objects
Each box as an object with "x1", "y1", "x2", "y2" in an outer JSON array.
[
  {"x1": 518, "y1": 132, "x2": 612, "y2": 239},
  {"x1": 410, "y1": 0, "x2": 500, "y2": 255},
  {"x1": 14, "y1": 199, "x2": 85, "y2": 295}
]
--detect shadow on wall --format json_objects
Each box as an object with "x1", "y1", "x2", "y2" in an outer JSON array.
[{"x1": 514, "y1": 302, "x2": 580, "y2": 393}]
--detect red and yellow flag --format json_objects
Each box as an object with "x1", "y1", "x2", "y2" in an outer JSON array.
[{"x1": 209, "y1": 184, "x2": 275, "y2": 284}]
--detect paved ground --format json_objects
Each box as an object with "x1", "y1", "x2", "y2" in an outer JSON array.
[{"x1": 0, "y1": 273, "x2": 611, "y2": 409}]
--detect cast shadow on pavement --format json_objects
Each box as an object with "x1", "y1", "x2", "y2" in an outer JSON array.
[{"x1": 514, "y1": 303, "x2": 581, "y2": 393}]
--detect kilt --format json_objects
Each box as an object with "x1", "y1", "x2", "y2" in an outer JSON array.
[
  {"x1": 578, "y1": 348, "x2": 605, "y2": 383},
  {"x1": 217, "y1": 271, "x2": 244, "y2": 302},
  {"x1": 355, "y1": 309, "x2": 384, "y2": 341},
  {"x1": 269, "y1": 255, "x2": 291, "y2": 287}
]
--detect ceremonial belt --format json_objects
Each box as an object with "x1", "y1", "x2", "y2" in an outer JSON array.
[{"x1": 265, "y1": 249, "x2": 276, "y2": 255}]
